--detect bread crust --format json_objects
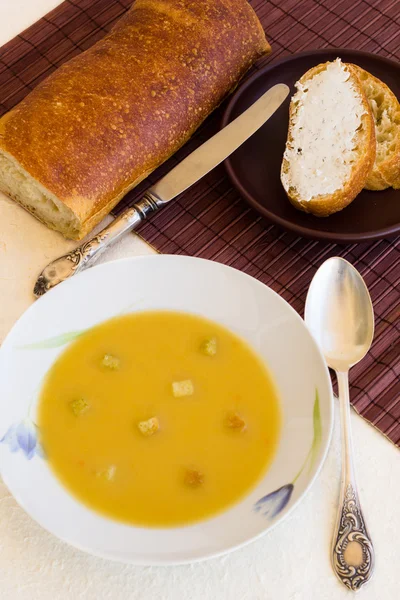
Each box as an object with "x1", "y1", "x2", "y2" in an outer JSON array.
[
  {"x1": 281, "y1": 61, "x2": 376, "y2": 217},
  {"x1": 0, "y1": 0, "x2": 270, "y2": 239},
  {"x1": 351, "y1": 64, "x2": 400, "y2": 191}
]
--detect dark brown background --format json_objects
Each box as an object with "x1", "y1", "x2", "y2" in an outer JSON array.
[{"x1": 1, "y1": 0, "x2": 399, "y2": 445}]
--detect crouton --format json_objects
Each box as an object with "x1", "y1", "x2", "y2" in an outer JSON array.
[
  {"x1": 101, "y1": 354, "x2": 120, "y2": 370},
  {"x1": 69, "y1": 397, "x2": 90, "y2": 416},
  {"x1": 184, "y1": 468, "x2": 204, "y2": 488},
  {"x1": 96, "y1": 465, "x2": 116, "y2": 481},
  {"x1": 172, "y1": 379, "x2": 194, "y2": 398},
  {"x1": 138, "y1": 416, "x2": 160, "y2": 437},
  {"x1": 225, "y1": 411, "x2": 246, "y2": 432},
  {"x1": 200, "y1": 337, "x2": 217, "y2": 356}
]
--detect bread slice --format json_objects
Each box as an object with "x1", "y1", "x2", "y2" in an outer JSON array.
[
  {"x1": 281, "y1": 59, "x2": 376, "y2": 217},
  {"x1": 351, "y1": 65, "x2": 400, "y2": 190}
]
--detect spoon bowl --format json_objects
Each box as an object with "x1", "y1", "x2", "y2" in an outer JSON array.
[{"x1": 305, "y1": 257, "x2": 374, "y2": 371}]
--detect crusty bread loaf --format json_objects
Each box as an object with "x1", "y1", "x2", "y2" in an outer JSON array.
[
  {"x1": 351, "y1": 65, "x2": 400, "y2": 190},
  {"x1": 281, "y1": 59, "x2": 376, "y2": 217},
  {"x1": 0, "y1": 0, "x2": 270, "y2": 240}
]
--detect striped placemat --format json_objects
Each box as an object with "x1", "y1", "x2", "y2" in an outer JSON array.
[{"x1": 1, "y1": 0, "x2": 399, "y2": 446}]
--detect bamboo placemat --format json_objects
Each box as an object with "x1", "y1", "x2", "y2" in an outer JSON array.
[{"x1": 0, "y1": 0, "x2": 399, "y2": 446}]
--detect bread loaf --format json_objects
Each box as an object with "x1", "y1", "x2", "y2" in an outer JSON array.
[
  {"x1": 0, "y1": 0, "x2": 270, "y2": 239},
  {"x1": 281, "y1": 59, "x2": 375, "y2": 217},
  {"x1": 351, "y1": 65, "x2": 400, "y2": 190}
]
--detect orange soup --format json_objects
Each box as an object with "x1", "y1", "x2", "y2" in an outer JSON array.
[{"x1": 38, "y1": 311, "x2": 281, "y2": 526}]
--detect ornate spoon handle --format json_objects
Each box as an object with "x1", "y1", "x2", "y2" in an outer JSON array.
[
  {"x1": 33, "y1": 192, "x2": 161, "y2": 297},
  {"x1": 332, "y1": 371, "x2": 374, "y2": 591}
]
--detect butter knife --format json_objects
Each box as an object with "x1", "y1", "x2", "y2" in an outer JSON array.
[{"x1": 34, "y1": 83, "x2": 289, "y2": 297}]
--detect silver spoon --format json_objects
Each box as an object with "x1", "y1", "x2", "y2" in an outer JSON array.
[{"x1": 305, "y1": 257, "x2": 375, "y2": 592}]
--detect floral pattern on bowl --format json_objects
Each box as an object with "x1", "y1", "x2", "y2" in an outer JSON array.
[
  {"x1": 1, "y1": 332, "x2": 83, "y2": 460},
  {"x1": 254, "y1": 390, "x2": 321, "y2": 519},
  {"x1": 1, "y1": 419, "x2": 44, "y2": 460},
  {"x1": 17, "y1": 330, "x2": 84, "y2": 350}
]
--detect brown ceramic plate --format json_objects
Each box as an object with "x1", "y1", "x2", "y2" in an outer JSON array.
[{"x1": 222, "y1": 49, "x2": 400, "y2": 243}]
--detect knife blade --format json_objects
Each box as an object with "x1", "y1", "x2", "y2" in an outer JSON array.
[
  {"x1": 151, "y1": 83, "x2": 289, "y2": 202},
  {"x1": 34, "y1": 83, "x2": 289, "y2": 297}
]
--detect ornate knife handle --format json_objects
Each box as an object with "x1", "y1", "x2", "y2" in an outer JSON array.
[
  {"x1": 332, "y1": 371, "x2": 374, "y2": 591},
  {"x1": 33, "y1": 192, "x2": 162, "y2": 297}
]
